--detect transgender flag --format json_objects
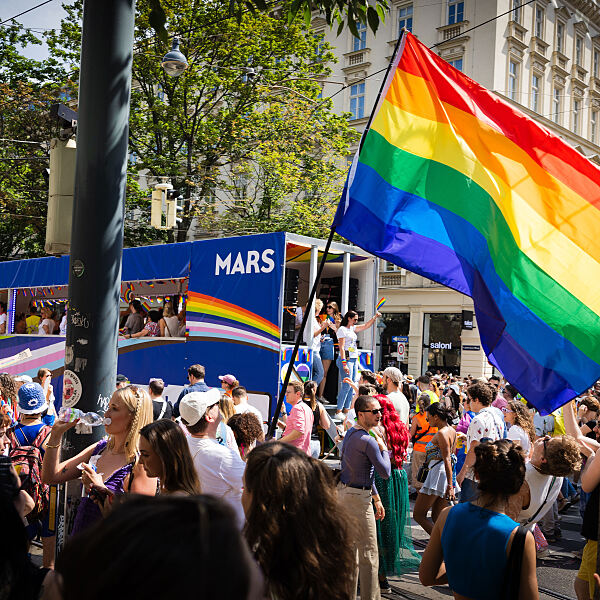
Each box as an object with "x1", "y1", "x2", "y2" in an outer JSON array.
[{"x1": 334, "y1": 32, "x2": 600, "y2": 414}]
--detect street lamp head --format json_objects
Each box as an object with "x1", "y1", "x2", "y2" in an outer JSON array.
[{"x1": 161, "y1": 37, "x2": 188, "y2": 77}]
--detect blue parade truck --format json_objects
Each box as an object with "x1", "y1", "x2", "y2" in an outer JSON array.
[{"x1": 0, "y1": 232, "x2": 378, "y2": 423}]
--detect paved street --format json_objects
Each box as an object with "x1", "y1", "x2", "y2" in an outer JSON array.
[{"x1": 381, "y1": 500, "x2": 583, "y2": 600}]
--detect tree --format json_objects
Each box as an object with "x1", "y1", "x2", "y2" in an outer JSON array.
[{"x1": 48, "y1": 0, "x2": 358, "y2": 242}]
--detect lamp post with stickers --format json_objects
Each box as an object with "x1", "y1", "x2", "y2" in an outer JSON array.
[{"x1": 55, "y1": 0, "x2": 136, "y2": 550}]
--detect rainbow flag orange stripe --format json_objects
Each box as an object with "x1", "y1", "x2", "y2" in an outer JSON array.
[
  {"x1": 334, "y1": 32, "x2": 600, "y2": 413},
  {"x1": 187, "y1": 291, "x2": 280, "y2": 339}
]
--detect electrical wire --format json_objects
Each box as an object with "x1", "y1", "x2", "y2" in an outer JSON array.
[{"x1": 0, "y1": 0, "x2": 56, "y2": 26}]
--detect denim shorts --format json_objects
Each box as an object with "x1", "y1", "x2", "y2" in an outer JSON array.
[{"x1": 320, "y1": 337, "x2": 335, "y2": 361}]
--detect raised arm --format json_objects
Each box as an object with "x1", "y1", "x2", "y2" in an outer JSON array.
[
  {"x1": 564, "y1": 399, "x2": 600, "y2": 453},
  {"x1": 42, "y1": 420, "x2": 97, "y2": 485},
  {"x1": 355, "y1": 312, "x2": 381, "y2": 333}
]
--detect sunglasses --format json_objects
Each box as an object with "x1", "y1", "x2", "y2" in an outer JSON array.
[
  {"x1": 359, "y1": 408, "x2": 383, "y2": 415},
  {"x1": 501, "y1": 407, "x2": 513, "y2": 413}
]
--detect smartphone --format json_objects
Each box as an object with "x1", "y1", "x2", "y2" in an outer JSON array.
[{"x1": 88, "y1": 486, "x2": 111, "y2": 503}]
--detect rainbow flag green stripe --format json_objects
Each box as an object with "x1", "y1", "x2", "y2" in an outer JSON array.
[{"x1": 334, "y1": 32, "x2": 600, "y2": 412}]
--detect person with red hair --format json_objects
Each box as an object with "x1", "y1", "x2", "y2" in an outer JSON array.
[{"x1": 372, "y1": 395, "x2": 421, "y2": 592}]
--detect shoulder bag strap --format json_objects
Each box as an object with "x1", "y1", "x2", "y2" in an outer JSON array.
[
  {"x1": 157, "y1": 399, "x2": 167, "y2": 420},
  {"x1": 522, "y1": 476, "x2": 557, "y2": 526},
  {"x1": 164, "y1": 318, "x2": 175, "y2": 337},
  {"x1": 503, "y1": 525, "x2": 528, "y2": 599}
]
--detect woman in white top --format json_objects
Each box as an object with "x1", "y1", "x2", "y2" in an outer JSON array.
[
  {"x1": 503, "y1": 399, "x2": 536, "y2": 458},
  {"x1": 38, "y1": 307, "x2": 55, "y2": 335},
  {"x1": 159, "y1": 303, "x2": 180, "y2": 337},
  {"x1": 334, "y1": 309, "x2": 380, "y2": 419}
]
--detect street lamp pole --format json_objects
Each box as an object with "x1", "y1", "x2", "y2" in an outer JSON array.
[{"x1": 63, "y1": 0, "x2": 135, "y2": 458}]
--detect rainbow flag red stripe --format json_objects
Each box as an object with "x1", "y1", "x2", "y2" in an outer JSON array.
[{"x1": 334, "y1": 32, "x2": 600, "y2": 413}]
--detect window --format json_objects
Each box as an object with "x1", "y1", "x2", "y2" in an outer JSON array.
[
  {"x1": 353, "y1": 22, "x2": 367, "y2": 51},
  {"x1": 448, "y1": 58, "x2": 463, "y2": 71},
  {"x1": 594, "y1": 49, "x2": 600, "y2": 78},
  {"x1": 511, "y1": 0, "x2": 521, "y2": 24},
  {"x1": 384, "y1": 262, "x2": 401, "y2": 272},
  {"x1": 591, "y1": 110, "x2": 598, "y2": 144},
  {"x1": 556, "y1": 22, "x2": 564, "y2": 53},
  {"x1": 552, "y1": 87, "x2": 561, "y2": 124},
  {"x1": 398, "y1": 4, "x2": 413, "y2": 35},
  {"x1": 448, "y1": 1, "x2": 464, "y2": 25},
  {"x1": 534, "y1": 5, "x2": 544, "y2": 38},
  {"x1": 350, "y1": 82, "x2": 365, "y2": 120},
  {"x1": 573, "y1": 99, "x2": 581, "y2": 134},
  {"x1": 508, "y1": 60, "x2": 519, "y2": 101},
  {"x1": 576, "y1": 35, "x2": 584, "y2": 66},
  {"x1": 530, "y1": 74, "x2": 540, "y2": 112}
]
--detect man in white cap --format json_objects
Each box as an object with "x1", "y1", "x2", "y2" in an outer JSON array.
[
  {"x1": 180, "y1": 388, "x2": 246, "y2": 528},
  {"x1": 382, "y1": 366, "x2": 410, "y2": 425}
]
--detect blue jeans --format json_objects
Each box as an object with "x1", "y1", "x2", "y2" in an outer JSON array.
[
  {"x1": 459, "y1": 478, "x2": 478, "y2": 503},
  {"x1": 561, "y1": 477, "x2": 576, "y2": 498},
  {"x1": 311, "y1": 351, "x2": 324, "y2": 386},
  {"x1": 336, "y1": 356, "x2": 357, "y2": 411}
]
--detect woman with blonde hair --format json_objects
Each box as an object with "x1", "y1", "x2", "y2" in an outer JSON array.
[
  {"x1": 503, "y1": 400, "x2": 536, "y2": 458},
  {"x1": 159, "y1": 302, "x2": 179, "y2": 337},
  {"x1": 42, "y1": 385, "x2": 157, "y2": 534}
]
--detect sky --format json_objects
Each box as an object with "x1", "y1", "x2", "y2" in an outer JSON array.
[{"x1": 0, "y1": 0, "x2": 70, "y2": 61}]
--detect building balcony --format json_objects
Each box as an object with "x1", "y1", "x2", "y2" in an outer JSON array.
[
  {"x1": 436, "y1": 21, "x2": 470, "y2": 45},
  {"x1": 342, "y1": 48, "x2": 372, "y2": 74},
  {"x1": 506, "y1": 20, "x2": 528, "y2": 51},
  {"x1": 572, "y1": 64, "x2": 588, "y2": 86},
  {"x1": 529, "y1": 36, "x2": 549, "y2": 65},
  {"x1": 591, "y1": 76, "x2": 600, "y2": 97},
  {"x1": 551, "y1": 51, "x2": 570, "y2": 78}
]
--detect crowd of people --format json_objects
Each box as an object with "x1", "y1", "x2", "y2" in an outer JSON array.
[{"x1": 2, "y1": 347, "x2": 600, "y2": 599}]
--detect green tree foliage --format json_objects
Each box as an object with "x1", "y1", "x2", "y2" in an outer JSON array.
[{"x1": 48, "y1": 0, "x2": 358, "y2": 241}]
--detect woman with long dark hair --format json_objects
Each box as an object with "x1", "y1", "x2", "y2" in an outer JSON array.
[
  {"x1": 139, "y1": 419, "x2": 201, "y2": 496},
  {"x1": 413, "y1": 403, "x2": 458, "y2": 535},
  {"x1": 420, "y1": 440, "x2": 538, "y2": 600},
  {"x1": 242, "y1": 442, "x2": 354, "y2": 600},
  {"x1": 373, "y1": 396, "x2": 420, "y2": 591},
  {"x1": 335, "y1": 309, "x2": 380, "y2": 420}
]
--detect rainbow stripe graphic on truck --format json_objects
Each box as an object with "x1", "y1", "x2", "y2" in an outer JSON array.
[
  {"x1": 186, "y1": 291, "x2": 280, "y2": 352},
  {"x1": 334, "y1": 31, "x2": 600, "y2": 413}
]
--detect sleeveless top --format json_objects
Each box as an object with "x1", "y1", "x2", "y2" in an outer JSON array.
[
  {"x1": 413, "y1": 412, "x2": 437, "y2": 453},
  {"x1": 71, "y1": 439, "x2": 135, "y2": 535},
  {"x1": 441, "y1": 503, "x2": 518, "y2": 600}
]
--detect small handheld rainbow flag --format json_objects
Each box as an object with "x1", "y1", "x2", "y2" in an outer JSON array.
[{"x1": 376, "y1": 297, "x2": 386, "y2": 311}]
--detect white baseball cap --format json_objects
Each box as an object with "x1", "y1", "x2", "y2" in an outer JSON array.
[{"x1": 180, "y1": 388, "x2": 221, "y2": 426}]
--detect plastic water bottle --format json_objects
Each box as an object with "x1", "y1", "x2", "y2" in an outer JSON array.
[{"x1": 58, "y1": 407, "x2": 104, "y2": 426}]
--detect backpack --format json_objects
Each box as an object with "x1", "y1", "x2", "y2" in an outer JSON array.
[{"x1": 8, "y1": 424, "x2": 51, "y2": 520}]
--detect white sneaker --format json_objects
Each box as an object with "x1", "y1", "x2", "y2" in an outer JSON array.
[{"x1": 334, "y1": 412, "x2": 345, "y2": 421}]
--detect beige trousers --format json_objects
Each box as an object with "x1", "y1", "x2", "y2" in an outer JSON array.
[
  {"x1": 338, "y1": 484, "x2": 381, "y2": 600},
  {"x1": 411, "y1": 450, "x2": 426, "y2": 490}
]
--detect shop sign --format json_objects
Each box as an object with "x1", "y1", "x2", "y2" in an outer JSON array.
[
  {"x1": 462, "y1": 345, "x2": 481, "y2": 351},
  {"x1": 430, "y1": 341, "x2": 452, "y2": 350},
  {"x1": 462, "y1": 310, "x2": 474, "y2": 330}
]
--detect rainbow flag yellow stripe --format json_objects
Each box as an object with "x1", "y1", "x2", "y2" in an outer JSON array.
[{"x1": 334, "y1": 32, "x2": 600, "y2": 413}]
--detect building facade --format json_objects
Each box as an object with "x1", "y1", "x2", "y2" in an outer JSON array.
[{"x1": 316, "y1": 0, "x2": 600, "y2": 377}]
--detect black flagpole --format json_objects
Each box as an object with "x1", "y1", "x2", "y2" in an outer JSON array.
[{"x1": 267, "y1": 30, "x2": 407, "y2": 440}]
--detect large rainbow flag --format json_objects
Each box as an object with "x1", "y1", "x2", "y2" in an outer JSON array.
[{"x1": 334, "y1": 32, "x2": 600, "y2": 413}]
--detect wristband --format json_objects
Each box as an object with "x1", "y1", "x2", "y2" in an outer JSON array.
[{"x1": 46, "y1": 442, "x2": 61, "y2": 449}]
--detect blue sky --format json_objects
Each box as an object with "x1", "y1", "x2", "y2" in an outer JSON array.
[{"x1": 1, "y1": 0, "x2": 70, "y2": 61}]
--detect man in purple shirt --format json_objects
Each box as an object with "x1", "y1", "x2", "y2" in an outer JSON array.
[{"x1": 339, "y1": 395, "x2": 391, "y2": 600}]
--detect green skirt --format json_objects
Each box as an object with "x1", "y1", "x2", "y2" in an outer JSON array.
[{"x1": 375, "y1": 467, "x2": 421, "y2": 576}]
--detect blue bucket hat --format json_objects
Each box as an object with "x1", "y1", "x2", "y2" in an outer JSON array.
[{"x1": 17, "y1": 382, "x2": 48, "y2": 415}]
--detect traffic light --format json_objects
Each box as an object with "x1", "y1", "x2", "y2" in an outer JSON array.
[{"x1": 150, "y1": 182, "x2": 183, "y2": 230}]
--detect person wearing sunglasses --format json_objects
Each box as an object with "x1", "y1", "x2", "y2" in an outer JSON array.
[{"x1": 338, "y1": 395, "x2": 390, "y2": 600}]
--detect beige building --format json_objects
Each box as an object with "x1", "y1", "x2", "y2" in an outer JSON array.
[{"x1": 315, "y1": 0, "x2": 600, "y2": 377}]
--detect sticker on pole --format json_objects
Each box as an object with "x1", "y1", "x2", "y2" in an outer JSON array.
[{"x1": 63, "y1": 370, "x2": 82, "y2": 408}]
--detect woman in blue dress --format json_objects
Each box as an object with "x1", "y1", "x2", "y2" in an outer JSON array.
[{"x1": 419, "y1": 439, "x2": 538, "y2": 600}]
